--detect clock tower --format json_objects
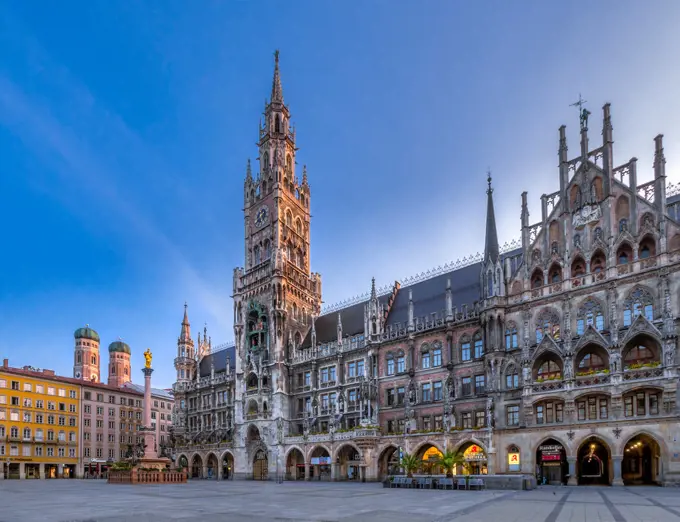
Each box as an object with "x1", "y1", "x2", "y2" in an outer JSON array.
[{"x1": 232, "y1": 52, "x2": 322, "y2": 477}]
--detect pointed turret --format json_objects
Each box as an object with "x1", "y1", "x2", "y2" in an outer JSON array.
[
  {"x1": 180, "y1": 302, "x2": 191, "y2": 342},
  {"x1": 337, "y1": 312, "x2": 343, "y2": 344},
  {"x1": 484, "y1": 173, "x2": 500, "y2": 264},
  {"x1": 271, "y1": 50, "x2": 284, "y2": 104},
  {"x1": 370, "y1": 277, "x2": 377, "y2": 300},
  {"x1": 246, "y1": 158, "x2": 253, "y2": 183}
]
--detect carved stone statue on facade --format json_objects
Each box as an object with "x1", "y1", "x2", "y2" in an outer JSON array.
[
  {"x1": 446, "y1": 373, "x2": 455, "y2": 400},
  {"x1": 276, "y1": 417, "x2": 284, "y2": 444},
  {"x1": 522, "y1": 365, "x2": 530, "y2": 384},
  {"x1": 610, "y1": 351, "x2": 621, "y2": 373},
  {"x1": 486, "y1": 398, "x2": 495, "y2": 429},
  {"x1": 407, "y1": 380, "x2": 417, "y2": 406},
  {"x1": 666, "y1": 349, "x2": 675, "y2": 367},
  {"x1": 563, "y1": 358, "x2": 573, "y2": 380}
]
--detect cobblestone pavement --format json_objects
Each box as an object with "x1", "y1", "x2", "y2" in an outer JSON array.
[{"x1": 1, "y1": 480, "x2": 679, "y2": 522}]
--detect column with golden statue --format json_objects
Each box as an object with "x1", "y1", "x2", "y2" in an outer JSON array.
[
  {"x1": 141, "y1": 349, "x2": 159, "y2": 461},
  {"x1": 108, "y1": 349, "x2": 186, "y2": 484}
]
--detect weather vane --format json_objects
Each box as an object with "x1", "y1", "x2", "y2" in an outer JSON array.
[{"x1": 570, "y1": 93, "x2": 590, "y2": 131}]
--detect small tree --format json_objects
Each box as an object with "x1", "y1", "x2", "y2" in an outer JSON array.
[
  {"x1": 400, "y1": 452, "x2": 420, "y2": 478},
  {"x1": 434, "y1": 450, "x2": 466, "y2": 478}
]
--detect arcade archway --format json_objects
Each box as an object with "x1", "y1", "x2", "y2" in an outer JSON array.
[
  {"x1": 623, "y1": 434, "x2": 662, "y2": 485},
  {"x1": 221, "y1": 452, "x2": 234, "y2": 480},
  {"x1": 577, "y1": 437, "x2": 611, "y2": 485},
  {"x1": 336, "y1": 444, "x2": 362, "y2": 481},
  {"x1": 459, "y1": 442, "x2": 487, "y2": 475},
  {"x1": 191, "y1": 454, "x2": 203, "y2": 479},
  {"x1": 414, "y1": 443, "x2": 444, "y2": 475},
  {"x1": 536, "y1": 438, "x2": 567, "y2": 485},
  {"x1": 286, "y1": 448, "x2": 305, "y2": 480},
  {"x1": 253, "y1": 449, "x2": 268, "y2": 480},
  {"x1": 378, "y1": 446, "x2": 400, "y2": 479},
  {"x1": 309, "y1": 446, "x2": 331, "y2": 481},
  {"x1": 206, "y1": 453, "x2": 218, "y2": 479}
]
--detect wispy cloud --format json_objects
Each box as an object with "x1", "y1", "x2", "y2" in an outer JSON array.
[{"x1": 0, "y1": 28, "x2": 229, "y2": 327}]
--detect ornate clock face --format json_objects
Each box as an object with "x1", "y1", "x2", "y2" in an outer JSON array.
[{"x1": 254, "y1": 206, "x2": 269, "y2": 228}]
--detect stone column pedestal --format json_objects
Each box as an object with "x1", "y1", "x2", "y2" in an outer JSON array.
[
  {"x1": 567, "y1": 457, "x2": 577, "y2": 485},
  {"x1": 612, "y1": 455, "x2": 624, "y2": 486}
]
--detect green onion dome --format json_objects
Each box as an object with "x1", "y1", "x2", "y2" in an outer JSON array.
[
  {"x1": 108, "y1": 340, "x2": 131, "y2": 355},
  {"x1": 74, "y1": 326, "x2": 100, "y2": 343}
]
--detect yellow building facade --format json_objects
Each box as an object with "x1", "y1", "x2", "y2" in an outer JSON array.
[{"x1": 0, "y1": 362, "x2": 80, "y2": 479}]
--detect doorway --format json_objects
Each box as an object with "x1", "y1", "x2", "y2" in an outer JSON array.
[
  {"x1": 253, "y1": 449, "x2": 268, "y2": 480},
  {"x1": 577, "y1": 437, "x2": 610, "y2": 485},
  {"x1": 536, "y1": 439, "x2": 567, "y2": 485},
  {"x1": 622, "y1": 434, "x2": 661, "y2": 485}
]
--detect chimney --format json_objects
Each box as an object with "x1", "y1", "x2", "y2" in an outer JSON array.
[
  {"x1": 2, "y1": 358, "x2": 8, "y2": 369},
  {"x1": 42, "y1": 369, "x2": 55, "y2": 376}
]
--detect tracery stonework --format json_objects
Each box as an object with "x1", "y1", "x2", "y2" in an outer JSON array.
[{"x1": 170, "y1": 58, "x2": 680, "y2": 486}]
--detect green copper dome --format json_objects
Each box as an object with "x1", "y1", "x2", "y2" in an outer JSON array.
[
  {"x1": 74, "y1": 326, "x2": 100, "y2": 343},
  {"x1": 108, "y1": 341, "x2": 131, "y2": 355}
]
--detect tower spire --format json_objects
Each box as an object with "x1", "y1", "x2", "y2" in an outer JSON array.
[
  {"x1": 180, "y1": 302, "x2": 191, "y2": 342},
  {"x1": 484, "y1": 171, "x2": 500, "y2": 263},
  {"x1": 271, "y1": 50, "x2": 284, "y2": 104}
]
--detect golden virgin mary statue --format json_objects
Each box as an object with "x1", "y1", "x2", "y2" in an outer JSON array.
[{"x1": 143, "y1": 348, "x2": 153, "y2": 369}]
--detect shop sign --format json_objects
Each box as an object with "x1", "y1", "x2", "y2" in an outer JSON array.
[
  {"x1": 463, "y1": 444, "x2": 486, "y2": 462},
  {"x1": 539, "y1": 444, "x2": 563, "y2": 462},
  {"x1": 507, "y1": 452, "x2": 520, "y2": 472}
]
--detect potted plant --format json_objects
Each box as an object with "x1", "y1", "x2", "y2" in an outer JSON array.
[
  {"x1": 400, "y1": 452, "x2": 420, "y2": 481},
  {"x1": 434, "y1": 450, "x2": 466, "y2": 478}
]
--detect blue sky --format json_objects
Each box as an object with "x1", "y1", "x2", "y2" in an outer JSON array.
[{"x1": 1, "y1": 1, "x2": 679, "y2": 387}]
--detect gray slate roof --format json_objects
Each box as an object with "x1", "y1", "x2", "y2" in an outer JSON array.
[
  {"x1": 198, "y1": 345, "x2": 236, "y2": 378},
  {"x1": 302, "y1": 247, "x2": 523, "y2": 348}
]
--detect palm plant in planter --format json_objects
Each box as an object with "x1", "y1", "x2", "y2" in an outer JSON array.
[
  {"x1": 434, "y1": 450, "x2": 466, "y2": 478},
  {"x1": 400, "y1": 452, "x2": 420, "y2": 478}
]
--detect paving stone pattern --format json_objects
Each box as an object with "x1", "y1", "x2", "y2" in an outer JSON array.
[{"x1": 1, "y1": 481, "x2": 680, "y2": 522}]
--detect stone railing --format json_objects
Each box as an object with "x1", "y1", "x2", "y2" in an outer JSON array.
[
  {"x1": 531, "y1": 380, "x2": 564, "y2": 393},
  {"x1": 575, "y1": 373, "x2": 610, "y2": 387},
  {"x1": 623, "y1": 367, "x2": 664, "y2": 381},
  {"x1": 108, "y1": 469, "x2": 187, "y2": 484},
  {"x1": 284, "y1": 428, "x2": 380, "y2": 445},
  {"x1": 292, "y1": 338, "x2": 366, "y2": 365}
]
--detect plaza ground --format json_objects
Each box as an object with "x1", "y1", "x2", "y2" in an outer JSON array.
[{"x1": 2, "y1": 481, "x2": 680, "y2": 522}]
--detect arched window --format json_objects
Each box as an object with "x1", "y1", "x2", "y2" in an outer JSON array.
[
  {"x1": 548, "y1": 263, "x2": 562, "y2": 284},
  {"x1": 487, "y1": 270, "x2": 494, "y2": 297},
  {"x1": 531, "y1": 269, "x2": 544, "y2": 289},
  {"x1": 263, "y1": 152, "x2": 270, "y2": 171},
  {"x1": 254, "y1": 245, "x2": 261, "y2": 265},
  {"x1": 76, "y1": 352, "x2": 81, "y2": 364},
  {"x1": 623, "y1": 343, "x2": 658, "y2": 368},
  {"x1": 577, "y1": 298, "x2": 604, "y2": 334},
  {"x1": 473, "y1": 331, "x2": 484, "y2": 358},
  {"x1": 623, "y1": 287, "x2": 654, "y2": 326},
  {"x1": 92, "y1": 355, "x2": 97, "y2": 365},
  {"x1": 505, "y1": 367, "x2": 519, "y2": 389},
  {"x1": 505, "y1": 323, "x2": 518, "y2": 350},
  {"x1": 570, "y1": 184, "x2": 582, "y2": 209},
  {"x1": 421, "y1": 345, "x2": 431, "y2": 369},
  {"x1": 111, "y1": 365, "x2": 116, "y2": 375},
  {"x1": 460, "y1": 336, "x2": 471, "y2": 362},
  {"x1": 639, "y1": 235, "x2": 656, "y2": 259},
  {"x1": 571, "y1": 257, "x2": 586, "y2": 278},
  {"x1": 617, "y1": 243, "x2": 633, "y2": 265},
  {"x1": 578, "y1": 352, "x2": 605, "y2": 370},
  {"x1": 295, "y1": 219, "x2": 302, "y2": 236},
  {"x1": 386, "y1": 353, "x2": 395, "y2": 376},
  {"x1": 263, "y1": 240, "x2": 271, "y2": 260},
  {"x1": 535, "y1": 309, "x2": 560, "y2": 343},
  {"x1": 285, "y1": 210, "x2": 293, "y2": 228},
  {"x1": 275, "y1": 115, "x2": 281, "y2": 133},
  {"x1": 124, "y1": 367, "x2": 128, "y2": 375},
  {"x1": 292, "y1": 303, "x2": 298, "y2": 320},
  {"x1": 536, "y1": 360, "x2": 562, "y2": 380},
  {"x1": 591, "y1": 250, "x2": 606, "y2": 273}
]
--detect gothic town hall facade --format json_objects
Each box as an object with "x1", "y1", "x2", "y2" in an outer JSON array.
[{"x1": 170, "y1": 53, "x2": 680, "y2": 486}]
